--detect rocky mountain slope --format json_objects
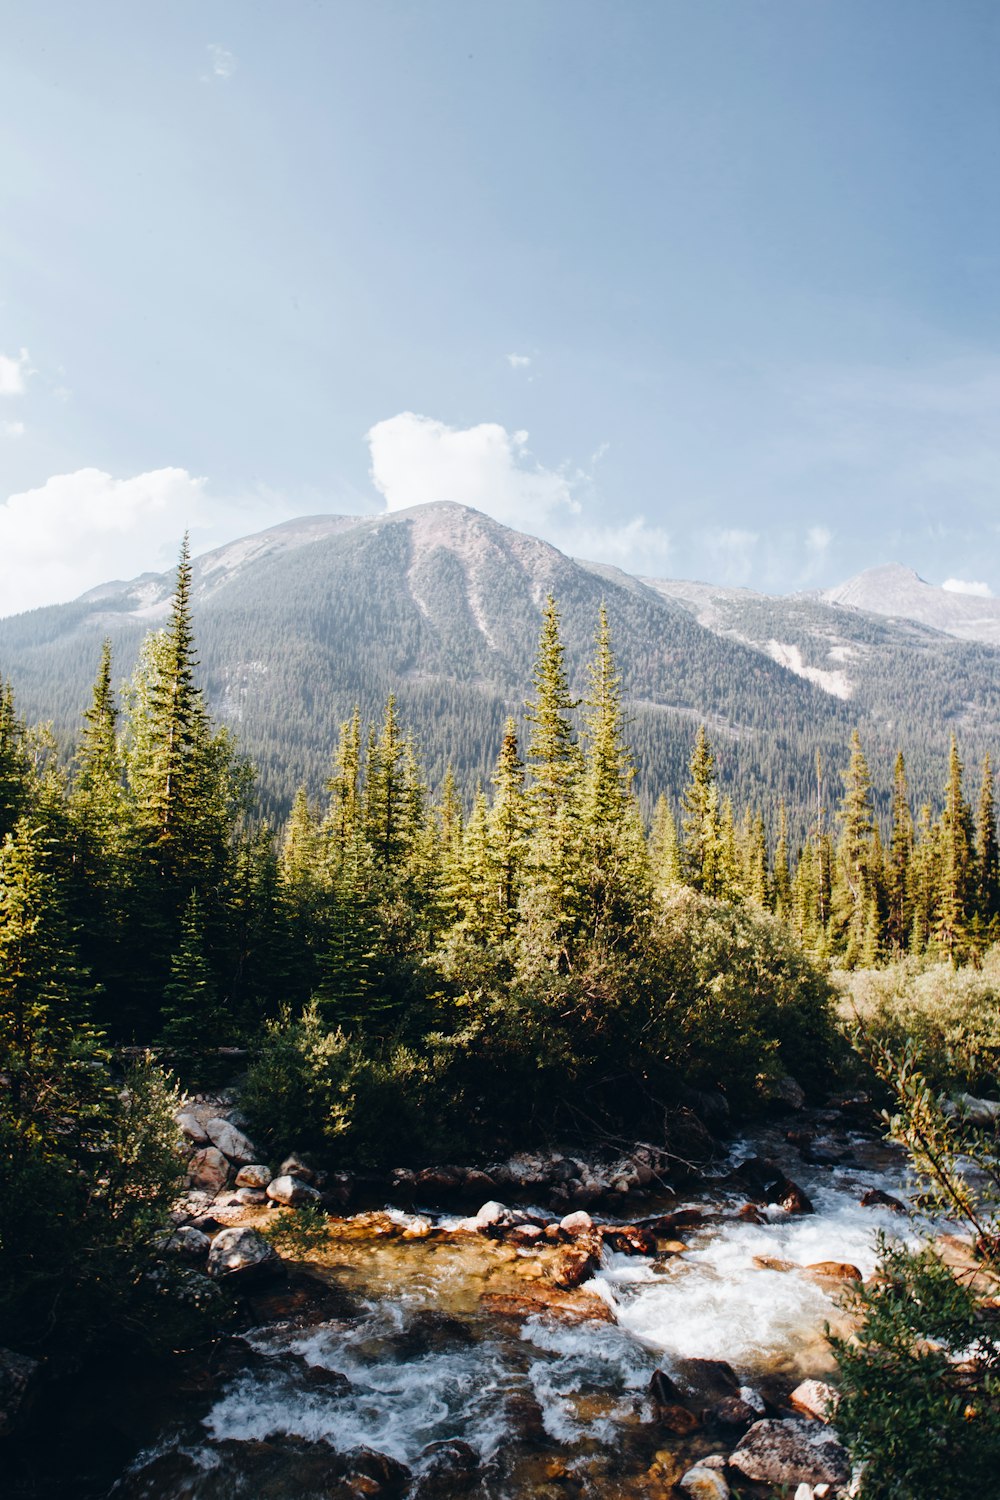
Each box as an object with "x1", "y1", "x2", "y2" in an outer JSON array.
[{"x1": 1, "y1": 504, "x2": 997, "y2": 829}]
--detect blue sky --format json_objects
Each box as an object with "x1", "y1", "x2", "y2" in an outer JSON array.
[{"x1": 0, "y1": 1, "x2": 997, "y2": 613}]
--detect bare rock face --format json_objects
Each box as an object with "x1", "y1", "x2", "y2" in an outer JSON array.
[
  {"x1": 207, "y1": 1226, "x2": 280, "y2": 1280},
  {"x1": 729, "y1": 1418, "x2": 850, "y2": 1487},
  {"x1": 235, "y1": 1163, "x2": 272, "y2": 1189},
  {"x1": 205, "y1": 1118, "x2": 258, "y2": 1166},
  {"x1": 266, "y1": 1174, "x2": 322, "y2": 1207},
  {"x1": 187, "y1": 1146, "x2": 230, "y2": 1192}
]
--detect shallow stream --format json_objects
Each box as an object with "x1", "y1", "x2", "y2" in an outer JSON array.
[{"x1": 112, "y1": 1113, "x2": 928, "y2": 1498}]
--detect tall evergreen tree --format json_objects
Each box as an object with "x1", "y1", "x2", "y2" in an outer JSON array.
[
  {"x1": 936, "y1": 737, "x2": 974, "y2": 962},
  {"x1": 975, "y1": 753, "x2": 1000, "y2": 933},
  {"x1": 489, "y1": 718, "x2": 527, "y2": 937},
  {"x1": 886, "y1": 751, "x2": 914, "y2": 956},
  {"x1": 681, "y1": 726, "x2": 721, "y2": 892}
]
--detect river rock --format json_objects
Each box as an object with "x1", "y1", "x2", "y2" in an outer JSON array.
[
  {"x1": 790, "y1": 1380, "x2": 838, "y2": 1422},
  {"x1": 658, "y1": 1404, "x2": 701, "y2": 1435},
  {"x1": 343, "y1": 1446, "x2": 412, "y2": 1494},
  {"x1": 158, "y1": 1225, "x2": 211, "y2": 1261},
  {"x1": 806, "y1": 1261, "x2": 862, "y2": 1283},
  {"x1": 235, "y1": 1163, "x2": 272, "y2": 1189},
  {"x1": 266, "y1": 1174, "x2": 322, "y2": 1206},
  {"x1": 187, "y1": 1146, "x2": 230, "y2": 1192},
  {"x1": 602, "y1": 1224, "x2": 656, "y2": 1255},
  {"x1": 0, "y1": 1347, "x2": 41, "y2": 1439},
  {"x1": 235, "y1": 1187, "x2": 268, "y2": 1206},
  {"x1": 734, "y1": 1157, "x2": 814, "y2": 1214},
  {"x1": 207, "y1": 1226, "x2": 280, "y2": 1280},
  {"x1": 942, "y1": 1092, "x2": 1000, "y2": 1127},
  {"x1": 474, "y1": 1199, "x2": 518, "y2": 1229},
  {"x1": 772, "y1": 1075, "x2": 807, "y2": 1110},
  {"x1": 860, "y1": 1186, "x2": 906, "y2": 1213},
  {"x1": 417, "y1": 1438, "x2": 479, "y2": 1487},
  {"x1": 548, "y1": 1245, "x2": 600, "y2": 1288},
  {"x1": 204, "y1": 1118, "x2": 258, "y2": 1165},
  {"x1": 679, "y1": 1464, "x2": 730, "y2": 1498},
  {"x1": 174, "y1": 1110, "x2": 210, "y2": 1145},
  {"x1": 559, "y1": 1210, "x2": 594, "y2": 1234},
  {"x1": 729, "y1": 1417, "x2": 850, "y2": 1487}
]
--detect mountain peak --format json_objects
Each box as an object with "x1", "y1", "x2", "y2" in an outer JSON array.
[{"x1": 823, "y1": 563, "x2": 1000, "y2": 644}]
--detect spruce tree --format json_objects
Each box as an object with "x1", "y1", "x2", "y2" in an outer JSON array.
[
  {"x1": 0, "y1": 680, "x2": 31, "y2": 842},
  {"x1": 936, "y1": 738, "x2": 974, "y2": 963},
  {"x1": 489, "y1": 718, "x2": 527, "y2": 937},
  {"x1": 886, "y1": 750, "x2": 914, "y2": 955},
  {"x1": 159, "y1": 892, "x2": 227, "y2": 1054},
  {"x1": 975, "y1": 753, "x2": 1000, "y2": 933},
  {"x1": 681, "y1": 726, "x2": 721, "y2": 892},
  {"x1": 649, "y1": 794, "x2": 682, "y2": 892}
]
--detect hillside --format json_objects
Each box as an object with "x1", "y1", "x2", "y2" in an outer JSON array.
[{"x1": 2, "y1": 503, "x2": 998, "y2": 832}]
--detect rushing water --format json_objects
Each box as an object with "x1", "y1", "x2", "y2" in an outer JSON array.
[{"x1": 112, "y1": 1114, "x2": 930, "y2": 1498}]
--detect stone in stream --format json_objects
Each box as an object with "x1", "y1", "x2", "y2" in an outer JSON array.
[
  {"x1": 207, "y1": 1226, "x2": 280, "y2": 1280},
  {"x1": 234, "y1": 1162, "x2": 272, "y2": 1189},
  {"x1": 860, "y1": 1186, "x2": 906, "y2": 1213},
  {"x1": 265, "y1": 1173, "x2": 322, "y2": 1206},
  {"x1": 559, "y1": 1210, "x2": 594, "y2": 1234},
  {"x1": 234, "y1": 1187, "x2": 268, "y2": 1206},
  {"x1": 805, "y1": 1261, "x2": 862, "y2": 1283},
  {"x1": 204, "y1": 1118, "x2": 258, "y2": 1165},
  {"x1": 729, "y1": 1417, "x2": 851, "y2": 1487},
  {"x1": 547, "y1": 1244, "x2": 600, "y2": 1289},
  {"x1": 601, "y1": 1224, "x2": 657, "y2": 1255},
  {"x1": 278, "y1": 1152, "x2": 316, "y2": 1182},
  {"x1": 733, "y1": 1157, "x2": 814, "y2": 1215},
  {"x1": 416, "y1": 1438, "x2": 479, "y2": 1488},
  {"x1": 187, "y1": 1146, "x2": 230, "y2": 1193},
  {"x1": 790, "y1": 1379, "x2": 838, "y2": 1422},
  {"x1": 679, "y1": 1464, "x2": 730, "y2": 1498},
  {"x1": 156, "y1": 1225, "x2": 211, "y2": 1261}
]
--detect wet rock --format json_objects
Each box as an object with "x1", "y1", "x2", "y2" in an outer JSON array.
[
  {"x1": 415, "y1": 1438, "x2": 479, "y2": 1494},
  {"x1": 462, "y1": 1169, "x2": 497, "y2": 1197},
  {"x1": 602, "y1": 1224, "x2": 657, "y2": 1255},
  {"x1": 474, "y1": 1199, "x2": 518, "y2": 1229},
  {"x1": 0, "y1": 1347, "x2": 41, "y2": 1440},
  {"x1": 279, "y1": 1152, "x2": 316, "y2": 1182},
  {"x1": 860, "y1": 1186, "x2": 906, "y2": 1213},
  {"x1": 205, "y1": 1118, "x2": 258, "y2": 1165},
  {"x1": 323, "y1": 1170, "x2": 354, "y2": 1208},
  {"x1": 678, "y1": 1357, "x2": 741, "y2": 1403},
  {"x1": 266, "y1": 1174, "x2": 322, "y2": 1206},
  {"x1": 187, "y1": 1145, "x2": 230, "y2": 1192},
  {"x1": 734, "y1": 1157, "x2": 814, "y2": 1214},
  {"x1": 547, "y1": 1244, "x2": 600, "y2": 1289},
  {"x1": 679, "y1": 1465, "x2": 731, "y2": 1499},
  {"x1": 505, "y1": 1389, "x2": 548, "y2": 1444},
  {"x1": 753, "y1": 1255, "x2": 798, "y2": 1272},
  {"x1": 235, "y1": 1187, "x2": 268, "y2": 1206},
  {"x1": 510, "y1": 1224, "x2": 544, "y2": 1244},
  {"x1": 649, "y1": 1368, "x2": 684, "y2": 1406},
  {"x1": 480, "y1": 1288, "x2": 613, "y2": 1325},
  {"x1": 559, "y1": 1209, "x2": 594, "y2": 1234},
  {"x1": 729, "y1": 1417, "x2": 851, "y2": 1487},
  {"x1": 207, "y1": 1226, "x2": 280, "y2": 1280},
  {"x1": 790, "y1": 1379, "x2": 838, "y2": 1422},
  {"x1": 657, "y1": 1403, "x2": 701, "y2": 1434},
  {"x1": 399, "y1": 1214, "x2": 434, "y2": 1239},
  {"x1": 805, "y1": 1261, "x2": 862, "y2": 1283},
  {"x1": 391, "y1": 1310, "x2": 477, "y2": 1357},
  {"x1": 235, "y1": 1163, "x2": 272, "y2": 1189},
  {"x1": 713, "y1": 1395, "x2": 761, "y2": 1428},
  {"x1": 737, "y1": 1204, "x2": 765, "y2": 1223},
  {"x1": 344, "y1": 1445, "x2": 412, "y2": 1495}
]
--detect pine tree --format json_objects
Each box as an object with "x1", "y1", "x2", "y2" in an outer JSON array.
[
  {"x1": 772, "y1": 802, "x2": 792, "y2": 919},
  {"x1": 323, "y1": 707, "x2": 362, "y2": 856},
  {"x1": 489, "y1": 718, "x2": 527, "y2": 937},
  {"x1": 159, "y1": 892, "x2": 227, "y2": 1053},
  {"x1": 525, "y1": 596, "x2": 581, "y2": 825},
  {"x1": 975, "y1": 753, "x2": 1000, "y2": 932},
  {"x1": 834, "y1": 730, "x2": 878, "y2": 964},
  {"x1": 649, "y1": 795, "x2": 682, "y2": 892},
  {"x1": 681, "y1": 726, "x2": 721, "y2": 892},
  {"x1": 886, "y1": 751, "x2": 914, "y2": 956},
  {"x1": 0, "y1": 680, "x2": 31, "y2": 842},
  {"x1": 936, "y1": 737, "x2": 974, "y2": 963}
]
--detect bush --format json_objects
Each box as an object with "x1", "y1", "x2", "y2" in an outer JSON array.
[
  {"x1": 832, "y1": 1239, "x2": 1000, "y2": 1499},
  {"x1": 841, "y1": 949, "x2": 1000, "y2": 1094}
]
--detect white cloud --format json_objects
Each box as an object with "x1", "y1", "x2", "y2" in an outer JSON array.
[
  {"x1": 0, "y1": 348, "x2": 29, "y2": 396},
  {"x1": 569, "y1": 516, "x2": 672, "y2": 572},
  {"x1": 205, "y1": 44, "x2": 236, "y2": 80},
  {"x1": 942, "y1": 577, "x2": 992, "y2": 598},
  {"x1": 506, "y1": 353, "x2": 532, "y2": 369},
  {"x1": 705, "y1": 527, "x2": 759, "y2": 585},
  {"x1": 0, "y1": 467, "x2": 214, "y2": 616},
  {"x1": 806, "y1": 524, "x2": 832, "y2": 556},
  {"x1": 2, "y1": 420, "x2": 25, "y2": 438},
  {"x1": 367, "y1": 412, "x2": 579, "y2": 531}
]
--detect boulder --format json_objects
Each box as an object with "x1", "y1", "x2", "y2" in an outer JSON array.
[
  {"x1": 266, "y1": 1174, "x2": 322, "y2": 1207},
  {"x1": 805, "y1": 1261, "x2": 862, "y2": 1283},
  {"x1": 679, "y1": 1465, "x2": 730, "y2": 1498},
  {"x1": 174, "y1": 1110, "x2": 209, "y2": 1145},
  {"x1": 207, "y1": 1226, "x2": 280, "y2": 1280},
  {"x1": 729, "y1": 1418, "x2": 850, "y2": 1487},
  {"x1": 602, "y1": 1224, "x2": 656, "y2": 1255},
  {"x1": 205, "y1": 1118, "x2": 258, "y2": 1165},
  {"x1": 235, "y1": 1163, "x2": 272, "y2": 1189},
  {"x1": 559, "y1": 1210, "x2": 594, "y2": 1234},
  {"x1": 733, "y1": 1157, "x2": 814, "y2": 1214},
  {"x1": 158, "y1": 1226, "x2": 211, "y2": 1262},
  {"x1": 860, "y1": 1187, "x2": 906, "y2": 1214},
  {"x1": 187, "y1": 1146, "x2": 230, "y2": 1192},
  {"x1": 235, "y1": 1187, "x2": 268, "y2": 1206},
  {"x1": 413, "y1": 1165, "x2": 463, "y2": 1196},
  {"x1": 771, "y1": 1075, "x2": 807, "y2": 1110},
  {"x1": 474, "y1": 1199, "x2": 518, "y2": 1230},
  {"x1": 790, "y1": 1380, "x2": 838, "y2": 1422},
  {"x1": 942, "y1": 1092, "x2": 1000, "y2": 1127},
  {"x1": 548, "y1": 1245, "x2": 600, "y2": 1289},
  {"x1": 657, "y1": 1404, "x2": 701, "y2": 1435},
  {"x1": 0, "y1": 1347, "x2": 41, "y2": 1440}
]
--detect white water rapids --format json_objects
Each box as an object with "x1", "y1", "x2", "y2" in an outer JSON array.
[{"x1": 115, "y1": 1121, "x2": 933, "y2": 1496}]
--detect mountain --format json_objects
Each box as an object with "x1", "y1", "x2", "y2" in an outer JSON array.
[
  {"x1": 822, "y1": 564, "x2": 1000, "y2": 646},
  {"x1": 1, "y1": 503, "x2": 997, "y2": 833}
]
